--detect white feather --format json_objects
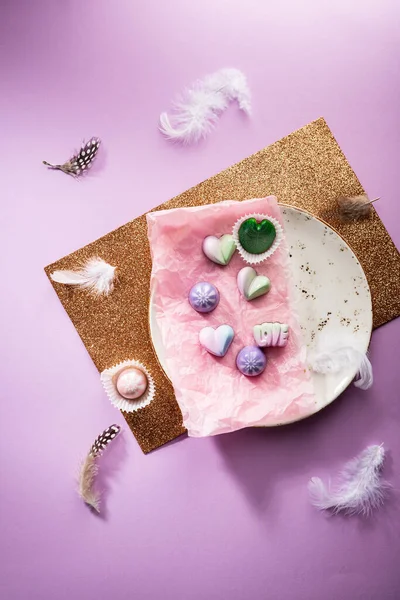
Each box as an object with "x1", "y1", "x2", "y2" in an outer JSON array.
[
  {"x1": 50, "y1": 257, "x2": 116, "y2": 296},
  {"x1": 308, "y1": 332, "x2": 373, "y2": 390},
  {"x1": 308, "y1": 445, "x2": 388, "y2": 515},
  {"x1": 159, "y1": 68, "x2": 251, "y2": 144}
]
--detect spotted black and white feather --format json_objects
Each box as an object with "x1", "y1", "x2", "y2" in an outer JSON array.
[
  {"x1": 43, "y1": 137, "x2": 101, "y2": 177},
  {"x1": 90, "y1": 425, "x2": 121, "y2": 457},
  {"x1": 78, "y1": 424, "x2": 121, "y2": 513}
]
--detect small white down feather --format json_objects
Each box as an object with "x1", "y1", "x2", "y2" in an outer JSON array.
[
  {"x1": 308, "y1": 445, "x2": 389, "y2": 515},
  {"x1": 50, "y1": 257, "x2": 116, "y2": 297},
  {"x1": 159, "y1": 68, "x2": 251, "y2": 144},
  {"x1": 308, "y1": 332, "x2": 373, "y2": 390}
]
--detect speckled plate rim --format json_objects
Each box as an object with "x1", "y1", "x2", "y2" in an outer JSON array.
[
  {"x1": 272, "y1": 203, "x2": 372, "y2": 426},
  {"x1": 279, "y1": 202, "x2": 367, "y2": 265},
  {"x1": 148, "y1": 204, "x2": 373, "y2": 427}
]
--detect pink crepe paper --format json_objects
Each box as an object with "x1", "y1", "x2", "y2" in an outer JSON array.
[{"x1": 147, "y1": 197, "x2": 315, "y2": 437}]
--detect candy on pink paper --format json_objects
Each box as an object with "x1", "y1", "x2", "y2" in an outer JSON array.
[
  {"x1": 189, "y1": 281, "x2": 219, "y2": 313},
  {"x1": 254, "y1": 322, "x2": 289, "y2": 347},
  {"x1": 147, "y1": 197, "x2": 315, "y2": 437},
  {"x1": 236, "y1": 345, "x2": 267, "y2": 376},
  {"x1": 237, "y1": 266, "x2": 271, "y2": 301},
  {"x1": 199, "y1": 325, "x2": 234, "y2": 357},
  {"x1": 202, "y1": 234, "x2": 236, "y2": 265}
]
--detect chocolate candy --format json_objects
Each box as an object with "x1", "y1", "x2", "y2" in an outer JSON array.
[
  {"x1": 199, "y1": 324, "x2": 234, "y2": 357},
  {"x1": 253, "y1": 322, "x2": 289, "y2": 347},
  {"x1": 189, "y1": 281, "x2": 220, "y2": 313},
  {"x1": 202, "y1": 234, "x2": 236, "y2": 266},
  {"x1": 236, "y1": 346, "x2": 267, "y2": 376},
  {"x1": 116, "y1": 367, "x2": 148, "y2": 399},
  {"x1": 238, "y1": 217, "x2": 277, "y2": 255},
  {"x1": 237, "y1": 266, "x2": 271, "y2": 301}
]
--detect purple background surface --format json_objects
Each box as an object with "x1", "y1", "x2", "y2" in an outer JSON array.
[{"x1": 1, "y1": 1, "x2": 399, "y2": 599}]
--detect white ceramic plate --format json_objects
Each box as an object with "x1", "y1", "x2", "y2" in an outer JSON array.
[{"x1": 149, "y1": 206, "x2": 372, "y2": 424}]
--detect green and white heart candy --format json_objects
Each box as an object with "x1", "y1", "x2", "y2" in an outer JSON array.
[
  {"x1": 202, "y1": 234, "x2": 236, "y2": 266},
  {"x1": 237, "y1": 266, "x2": 271, "y2": 301}
]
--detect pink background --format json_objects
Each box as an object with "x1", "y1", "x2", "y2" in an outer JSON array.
[{"x1": 1, "y1": 1, "x2": 399, "y2": 599}]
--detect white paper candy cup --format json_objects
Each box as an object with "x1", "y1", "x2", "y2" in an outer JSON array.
[
  {"x1": 100, "y1": 359, "x2": 155, "y2": 413},
  {"x1": 232, "y1": 213, "x2": 283, "y2": 264}
]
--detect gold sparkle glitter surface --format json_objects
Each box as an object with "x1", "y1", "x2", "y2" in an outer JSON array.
[{"x1": 45, "y1": 118, "x2": 400, "y2": 452}]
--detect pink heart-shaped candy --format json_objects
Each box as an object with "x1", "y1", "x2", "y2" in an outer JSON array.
[{"x1": 199, "y1": 325, "x2": 234, "y2": 357}]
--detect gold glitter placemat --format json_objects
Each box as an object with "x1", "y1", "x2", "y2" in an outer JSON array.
[{"x1": 45, "y1": 117, "x2": 400, "y2": 453}]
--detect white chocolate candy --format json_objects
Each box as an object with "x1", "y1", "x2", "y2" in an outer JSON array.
[
  {"x1": 202, "y1": 234, "x2": 236, "y2": 266},
  {"x1": 116, "y1": 367, "x2": 148, "y2": 400},
  {"x1": 237, "y1": 266, "x2": 271, "y2": 301},
  {"x1": 199, "y1": 324, "x2": 234, "y2": 357},
  {"x1": 253, "y1": 322, "x2": 289, "y2": 347}
]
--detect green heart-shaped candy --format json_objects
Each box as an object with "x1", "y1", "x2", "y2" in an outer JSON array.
[{"x1": 238, "y1": 218, "x2": 276, "y2": 255}]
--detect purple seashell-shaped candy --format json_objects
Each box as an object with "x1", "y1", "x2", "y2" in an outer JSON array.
[
  {"x1": 189, "y1": 281, "x2": 220, "y2": 313},
  {"x1": 236, "y1": 345, "x2": 267, "y2": 377}
]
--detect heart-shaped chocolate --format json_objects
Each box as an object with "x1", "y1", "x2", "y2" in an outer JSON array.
[
  {"x1": 202, "y1": 234, "x2": 236, "y2": 266},
  {"x1": 199, "y1": 325, "x2": 234, "y2": 357},
  {"x1": 237, "y1": 267, "x2": 271, "y2": 301},
  {"x1": 238, "y1": 218, "x2": 276, "y2": 255}
]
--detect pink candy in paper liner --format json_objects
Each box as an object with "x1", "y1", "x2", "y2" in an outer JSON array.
[{"x1": 101, "y1": 359, "x2": 155, "y2": 413}]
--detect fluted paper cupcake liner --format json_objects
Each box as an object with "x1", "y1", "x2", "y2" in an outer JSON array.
[
  {"x1": 232, "y1": 213, "x2": 283, "y2": 264},
  {"x1": 100, "y1": 359, "x2": 156, "y2": 413}
]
